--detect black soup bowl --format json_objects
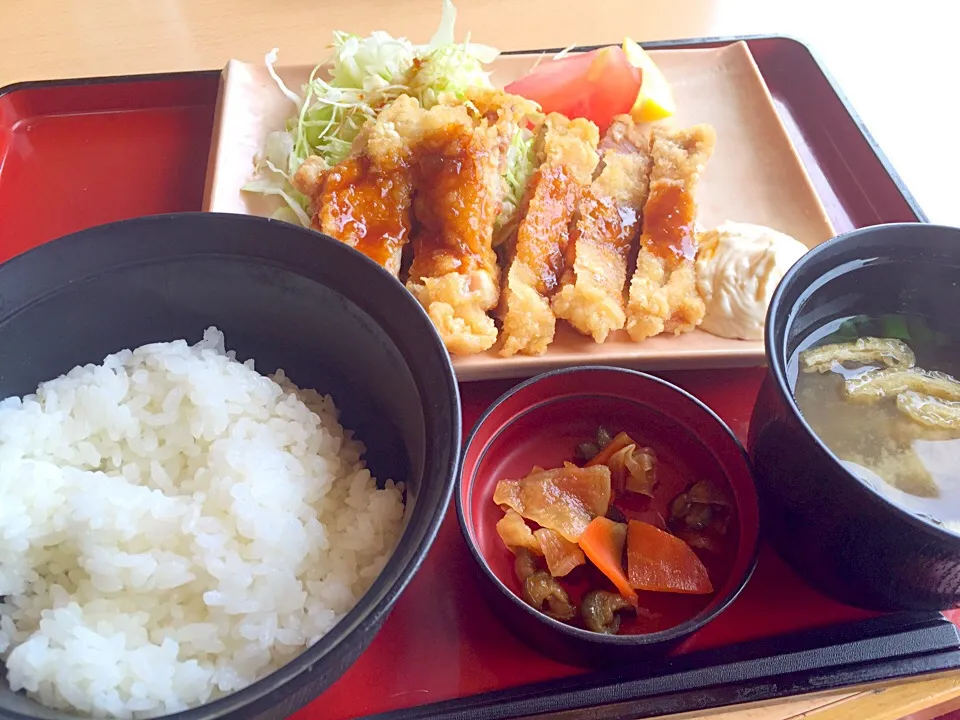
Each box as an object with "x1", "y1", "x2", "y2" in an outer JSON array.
[
  {"x1": 749, "y1": 222, "x2": 960, "y2": 612},
  {"x1": 0, "y1": 213, "x2": 461, "y2": 720}
]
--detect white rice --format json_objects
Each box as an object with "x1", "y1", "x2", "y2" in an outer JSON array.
[{"x1": 0, "y1": 328, "x2": 405, "y2": 718}]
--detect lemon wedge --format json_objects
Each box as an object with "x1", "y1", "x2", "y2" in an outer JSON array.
[{"x1": 622, "y1": 37, "x2": 676, "y2": 123}]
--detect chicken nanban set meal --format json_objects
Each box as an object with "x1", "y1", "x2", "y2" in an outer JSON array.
[{"x1": 1, "y1": 2, "x2": 959, "y2": 719}]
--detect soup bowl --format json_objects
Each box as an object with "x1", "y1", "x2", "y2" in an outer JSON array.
[
  {"x1": 749, "y1": 222, "x2": 960, "y2": 612},
  {"x1": 0, "y1": 213, "x2": 461, "y2": 719},
  {"x1": 458, "y1": 367, "x2": 759, "y2": 666}
]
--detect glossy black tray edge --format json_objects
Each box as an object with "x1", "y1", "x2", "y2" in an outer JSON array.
[
  {"x1": 0, "y1": 34, "x2": 945, "y2": 720},
  {"x1": 0, "y1": 34, "x2": 927, "y2": 226},
  {"x1": 367, "y1": 613, "x2": 960, "y2": 720}
]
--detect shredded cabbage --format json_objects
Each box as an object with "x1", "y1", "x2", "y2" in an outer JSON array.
[
  {"x1": 494, "y1": 127, "x2": 538, "y2": 243},
  {"x1": 409, "y1": 41, "x2": 495, "y2": 109},
  {"x1": 244, "y1": 0, "x2": 508, "y2": 227},
  {"x1": 241, "y1": 130, "x2": 313, "y2": 226}
]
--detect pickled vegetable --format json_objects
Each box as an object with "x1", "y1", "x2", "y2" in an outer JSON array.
[
  {"x1": 522, "y1": 571, "x2": 577, "y2": 621},
  {"x1": 494, "y1": 465, "x2": 611, "y2": 542},
  {"x1": 585, "y1": 430, "x2": 657, "y2": 496},
  {"x1": 687, "y1": 480, "x2": 730, "y2": 507},
  {"x1": 580, "y1": 590, "x2": 634, "y2": 634},
  {"x1": 534, "y1": 528, "x2": 586, "y2": 577},
  {"x1": 627, "y1": 520, "x2": 713, "y2": 594},
  {"x1": 605, "y1": 505, "x2": 628, "y2": 524},
  {"x1": 575, "y1": 441, "x2": 601, "y2": 462},
  {"x1": 586, "y1": 431, "x2": 634, "y2": 468},
  {"x1": 670, "y1": 480, "x2": 730, "y2": 534},
  {"x1": 675, "y1": 528, "x2": 722, "y2": 554},
  {"x1": 493, "y1": 425, "x2": 732, "y2": 635},
  {"x1": 514, "y1": 546, "x2": 540, "y2": 581},
  {"x1": 800, "y1": 337, "x2": 915, "y2": 374},
  {"x1": 575, "y1": 427, "x2": 616, "y2": 462},
  {"x1": 496, "y1": 508, "x2": 543, "y2": 556},
  {"x1": 607, "y1": 444, "x2": 657, "y2": 496},
  {"x1": 578, "y1": 517, "x2": 637, "y2": 604}
]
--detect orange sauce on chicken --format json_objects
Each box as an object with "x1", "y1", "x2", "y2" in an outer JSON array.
[
  {"x1": 516, "y1": 165, "x2": 581, "y2": 295},
  {"x1": 571, "y1": 192, "x2": 638, "y2": 261},
  {"x1": 559, "y1": 192, "x2": 623, "y2": 287},
  {"x1": 407, "y1": 122, "x2": 498, "y2": 282},
  {"x1": 320, "y1": 155, "x2": 413, "y2": 270},
  {"x1": 639, "y1": 183, "x2": 696, "y2": 263}
]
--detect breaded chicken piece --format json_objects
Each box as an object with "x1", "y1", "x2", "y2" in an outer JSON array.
[
  {"x1": 459, "y1": 89, "x2": 544, "y2": 245},
  {"x1": 461, "y1": 88, "x2": 542, "y2": 169},
  {"x1": 364, "y1": 94, "x2": 426, "y2": 168},
  {"x1": 291, "y1": 103, "x2": 416, "y2": 277},
  {"x1": 315, "y1": 157, "x2": 413, "y2": 276},
  {"x1": 552, "y1": 117, "x2": 652, "y2": 343},
  {"x1": 290, "y1": 155, "x2": 327, "y2": 198},
  {"x1": 367, "y1": 96, "x2": 503, "y2": 355},
  {"x1": 625, "y1": 124, "x2": 716, "y2": 342},
  {"x1": 499, "y1": 114, "x2": 600, "y2": 357}
]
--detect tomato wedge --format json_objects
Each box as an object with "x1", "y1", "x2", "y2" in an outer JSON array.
[{"x1": 504, "y1": 46, "x2": 642, "y2": 133}]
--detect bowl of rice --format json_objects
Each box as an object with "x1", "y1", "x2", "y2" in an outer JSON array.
[{"x1": 0, "y1": 213, "x2": 461, "y2": 719}]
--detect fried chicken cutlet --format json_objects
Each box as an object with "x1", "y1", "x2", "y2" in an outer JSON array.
[
  {"x1": 456, "y1": 89, "x2": 544, "y2": 245},
  {"x1": 552, "y1": 116, "x2": 652, "y2": 343},
  {"x1": 625, "y1": 124, "x2": 716, "y2": 342},
  {"x1": 365, "y1": 94, "x2": 504, "y2": 355},
  {"x1": 291, "y1": 102, "x2": 416, "y2": 277},
  {"x1": 499, "y1": 114, "x2": 600, "y2": 357}
]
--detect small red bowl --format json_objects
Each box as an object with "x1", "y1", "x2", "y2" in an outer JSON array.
[{"x1": 457, "y1": 366, "x2": 760, "y2": 666}]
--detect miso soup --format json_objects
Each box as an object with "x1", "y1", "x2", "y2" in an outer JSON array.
[{"x1": 792, "y1": 313, "x2": 960, "y2": 532}]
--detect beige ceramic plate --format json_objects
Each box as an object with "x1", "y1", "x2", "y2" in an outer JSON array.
[{"x1": 203, "y1": 41, "x2": 835, "y2": 382}]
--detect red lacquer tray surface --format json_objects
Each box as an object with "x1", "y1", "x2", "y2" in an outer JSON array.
[{"x1": 0, "y1": 37, "x2": 942, "y2": 720}]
